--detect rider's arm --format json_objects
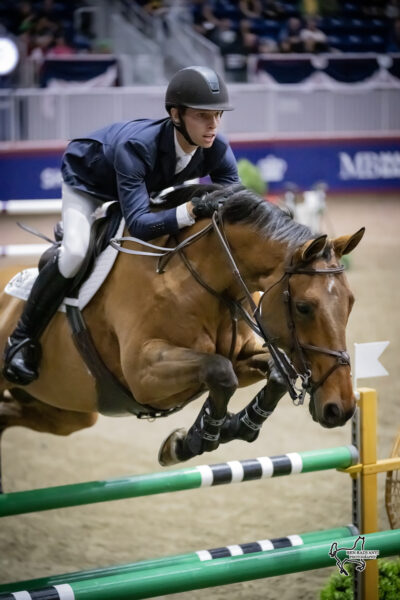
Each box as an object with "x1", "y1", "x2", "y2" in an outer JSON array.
[{"x1": 115, "y1": 141, "x2": 182, "y2": 241}]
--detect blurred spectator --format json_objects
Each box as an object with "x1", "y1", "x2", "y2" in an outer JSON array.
[
  {"x1": 33, "y1": 14, "x2": 60, "y2": 37},
  {"x1": 240, "y1": 19, "x2": 260, "y2": 52},
  {"x1": 387, "y1": 17, "x2": 400, "y2": 51},
  {"x1": 261, "y1": 0, "x2": 286, "y2": 19},
  {"x1": 29, "y1": 31, "x2": 53, "y2": 59},
  {"x1": 209, "y1": 17, "x2": 257, "y2": 81},
  {"x1": 258, "y1": 35, "x2": 278, "y2": 53},
  {"x1": 279, "y1": 17, "x2": 304, "y2": 52},
  {"x1": 9, "y1": 1, "x2": 37, "y2": 36},
  {"x1": 136, "y1": 0, "x2": 169, "y2": 17},
  {"x1": 385, "y1": 0, "x2": 400, "y2": 19},
  {"x1": 197, "y1": 0, "x2": 225, "y2": 29},
  {"x1": 300, "y1": 16, "x2": 328, "y2": 52},
  {"x1": 300, "y1": 0, "x2": 338, "y2": 16},
  {"x1": 258, "y1": 38, "x2": 278, "y2": 53},
  {"x1": 29, "y1": 29, "x2": 52, "y2": 84},
  {"x1": 35, "y1": 0, "x2": 62, "y2": 21},
  {"x1": 239, "y1": 0, "x2": 262, "y2": 19},
  {"x1": 47, "y1": 32, "x2": 75, "y2": 56},
  {"x1": 191, "y1": 0, "x2": 216, "y2": 35},
  {"x1": 362, "y1": 1, "x2": 387, "y2": 17}
]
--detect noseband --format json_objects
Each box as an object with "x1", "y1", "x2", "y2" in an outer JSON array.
[{"x1": 110, "y1": 208, "x2": 350, "y2": 405}]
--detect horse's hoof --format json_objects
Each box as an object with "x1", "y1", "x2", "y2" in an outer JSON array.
[{"x1": 158, "y1": 428, "x2": 187, "y2": 467}]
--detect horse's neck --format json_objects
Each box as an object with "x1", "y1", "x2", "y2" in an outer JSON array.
[
  {"x1": 105, "y1": 223, "x2": 289, "y2": 309},
  {"x1": 217, "y1": 224, "x2": 290, "y2": 294}
]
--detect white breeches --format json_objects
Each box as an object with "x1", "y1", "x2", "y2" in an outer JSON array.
[{"x1": 58, "y1": 183, "x2": 103, "y2": 278}]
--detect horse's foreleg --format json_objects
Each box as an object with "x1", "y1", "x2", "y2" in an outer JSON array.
[
  {"x1": 174, "y1": 353, "x2": 238, "y2": 463},
  {"x1": 220, "y1": 359, "x2": 287, "y2": 444},
  {"x1": 136, "y1": 343, "x2": 238, "y2": 466}
]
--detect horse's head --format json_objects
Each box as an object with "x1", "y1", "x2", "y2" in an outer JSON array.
[{"x1": 257, "y1": 227, "x2": 365, "y2": 428}]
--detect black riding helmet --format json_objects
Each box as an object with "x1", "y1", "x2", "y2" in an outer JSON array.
[
  {"x1": 165, "y1": 66, "x2": 233, "y2": 146},
  {"x1": 165, "y1": 66, "x2": 234, "y2": 112}
]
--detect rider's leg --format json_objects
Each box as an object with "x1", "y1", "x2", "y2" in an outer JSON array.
[
  {"x1": 2, "y1": 184, "x2": 100, "y2": 385},
  {"x1": 58, "y1": 184, "x2": 101, "y2": 279}
]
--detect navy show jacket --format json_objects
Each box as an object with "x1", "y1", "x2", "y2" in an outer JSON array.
[{"x1": 62, "y1": 117, "x2": 239, "y2": 240}]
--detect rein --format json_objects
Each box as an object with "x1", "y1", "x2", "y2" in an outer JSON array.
[{"x1": 110, "y1": 210, "x2": 350, "y2": 405}]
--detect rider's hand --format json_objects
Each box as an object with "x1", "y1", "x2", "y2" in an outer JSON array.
[{"x1": 190, "y1": 184, "x2": 243, "y2": 219}]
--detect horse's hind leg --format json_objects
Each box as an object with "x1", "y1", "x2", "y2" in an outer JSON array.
[
  {"x1": 1, "y1": 388, "x2": 98, "y2": 435},
  {"x1": 0, "y1": 388, "x2": 98, "y2": 492}
]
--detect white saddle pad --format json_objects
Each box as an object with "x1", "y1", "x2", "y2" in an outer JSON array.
[{"x1": 4, "y1": 218, "x2": 125, "y2": 312}]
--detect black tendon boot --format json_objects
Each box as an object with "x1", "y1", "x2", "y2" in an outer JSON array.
[{"x1": 2, "y1": 255, "x2": 74, "y2": 385}]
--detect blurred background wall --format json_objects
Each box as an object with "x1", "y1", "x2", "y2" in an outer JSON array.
[{"x1": 0, "y1": 0, "x2": 399, "y2": 198}]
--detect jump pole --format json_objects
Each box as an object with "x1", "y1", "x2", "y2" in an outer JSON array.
[
  {"x1": 0, "y1": 199, "x2": 60, "y2": 258},
  {"x1": 0, "y1": 199, "x2": 61, "y2": 214},
  {"x1": 0, "y1": 530, "x2": 398, "y2": 600},
  {"x1": 0, "y1": 243, "x2": 49, "y2": 258},
  {"x1": 0, "y1": 445, "x2": 358, "y2": 517},
  {"x1": 0, "y1": 526, "x2": 357, "y2": 594}
]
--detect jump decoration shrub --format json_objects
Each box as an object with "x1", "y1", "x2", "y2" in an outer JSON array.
[
  {"x1": 320, "y1": 559, "x2": 400, "y2": 600},
  {"x1": 237, "y1": 159, "x2": 267, "y2": 196}
]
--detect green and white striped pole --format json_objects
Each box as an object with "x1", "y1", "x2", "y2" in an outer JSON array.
[
  {"x1": 0, "y1": 526, "x2": 357, "y2": 594},
  {"x1": 0, "y1": 530, "x2": 398, "y2": 600},
  {"x1": 0, "y1": 445, "x2": 358, "y2": 517}
]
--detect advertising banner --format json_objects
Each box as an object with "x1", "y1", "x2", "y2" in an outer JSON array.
[
  {"x1": 231, "y1": 136, "x2": 400, "y2": 193},
  {"x1": 0, "y1": 135, "x2": 399, "y2": 202}
]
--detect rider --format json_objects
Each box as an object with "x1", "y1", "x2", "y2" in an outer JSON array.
[{"x1": 3, "y1": 65, "x2": 240, "y2": 385}]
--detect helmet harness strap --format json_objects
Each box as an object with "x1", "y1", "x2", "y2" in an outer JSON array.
[{"x1": 172, "y1": 108, "x2": 197, "y2": 147}]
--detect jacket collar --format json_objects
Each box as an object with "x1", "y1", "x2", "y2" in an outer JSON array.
[{"x1": 159, "y1": 119, "x2": 203, "y2": 183}]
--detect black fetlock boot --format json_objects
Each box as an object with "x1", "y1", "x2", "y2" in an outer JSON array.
[
  {"x1": 2, "y1": 255, "x2": 74, "y2": 385},
  {"x1": 178, "y1": 398, "x2": 226, "y2": 461}
]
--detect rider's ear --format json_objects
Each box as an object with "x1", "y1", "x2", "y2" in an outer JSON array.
[
  {"x1": 293, "y1": 234, "x2": 328, "y2": 264},
  {"x1": 332, "y1": 227, "x2": 365, "y2": 257}
]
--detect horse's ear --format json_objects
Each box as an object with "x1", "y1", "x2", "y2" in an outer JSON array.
[
  {"x1": 293, "y1": 234, "x2": 328, "y2": 264},
  {"x1": 332, "y1": 227, "x2": 365, "y2": 257}
]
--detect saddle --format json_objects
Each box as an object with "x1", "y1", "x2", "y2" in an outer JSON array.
[
  {"x1": 39, "y1": 202, "x2": 176, "y2": 420},
  {"x1": 39, "y1": 200, "x2": 122, "y2": 285}
]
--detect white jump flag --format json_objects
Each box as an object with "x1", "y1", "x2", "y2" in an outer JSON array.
[{"x1": 354, "y1": 341, "x2": 389, "y2": 382}]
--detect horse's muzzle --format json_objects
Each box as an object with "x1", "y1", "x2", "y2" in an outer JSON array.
[{"x1": 309, "y1": 396, "x2": 356, "y2": 428}]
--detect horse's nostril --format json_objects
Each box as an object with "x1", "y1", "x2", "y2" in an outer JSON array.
[{"x1": 324, "y1": 403, "x2": 342, "y2": 423}]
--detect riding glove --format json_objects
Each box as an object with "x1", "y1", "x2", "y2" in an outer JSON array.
[{"x1": 191, "y1": 184, "x2": 243, "y2": 219}]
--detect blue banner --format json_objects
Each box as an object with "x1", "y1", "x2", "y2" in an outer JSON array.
[
  {"x1": 0, "y1": 148, "x2": 63, "y2": 201},
  {"x1": 231, "y1": 136, "x2": 400, "y2": 193},
  {"x1": 0, "y1": 135, "x2": 399, "y2": 202}
]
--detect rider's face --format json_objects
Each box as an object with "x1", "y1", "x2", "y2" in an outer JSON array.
[{"x1": 173, "y1": 108, "x2": 223, "y2": 150}]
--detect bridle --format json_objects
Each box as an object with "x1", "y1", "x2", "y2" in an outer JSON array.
[
  {"x1": 110, "y1": 208, "x2": 350, "y2": 405},
  {"x1": 279, "y1": 264, "x2": 350, "y2": 403}
]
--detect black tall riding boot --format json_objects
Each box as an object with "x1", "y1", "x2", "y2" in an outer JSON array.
[{"x1": 2, "y1": 255, "x2": 74, "y2": 385}]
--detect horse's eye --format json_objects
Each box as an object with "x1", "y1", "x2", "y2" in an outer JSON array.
[{"x1": 296, "y1": 302, "x2": 312, "y2": 316}]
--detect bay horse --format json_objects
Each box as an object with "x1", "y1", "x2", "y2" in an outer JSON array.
[{"x1": 0, "y1": 185, "x2": 364, "y2": 484}]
